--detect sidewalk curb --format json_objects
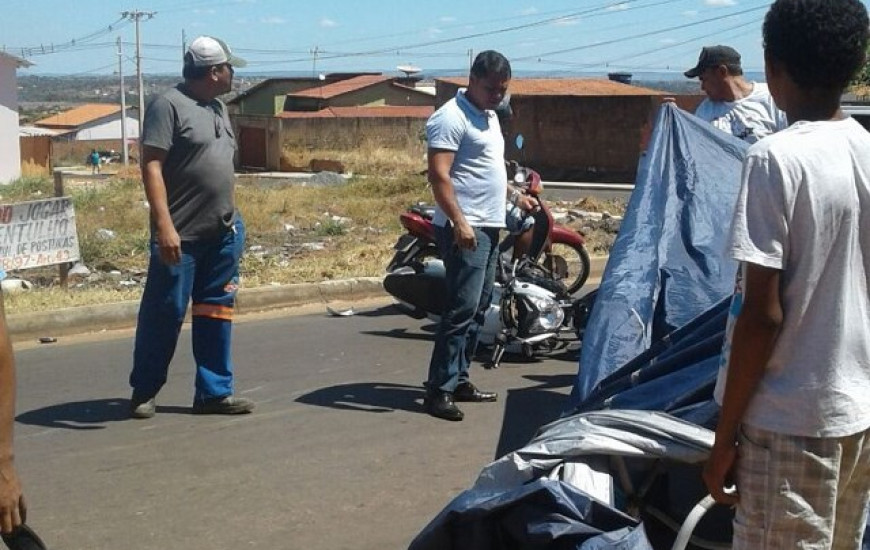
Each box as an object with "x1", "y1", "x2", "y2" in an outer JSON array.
[
  {"x1": 6, "y1": 277, "x2": 387, "y2": 342},
  {"x1": 6, "y1": 257, "x2": 607, "y2": 342}
]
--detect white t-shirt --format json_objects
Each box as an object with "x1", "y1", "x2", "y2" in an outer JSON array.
[
  {"x1": 715, "y1": 117, "x2": 870, "y2": 437},
  {"x1": 426, "y1": 89, "x2": 507, "y2": 228},
  {"x1": 695, "y1": 82, "x2": 787, "y2": 144}
]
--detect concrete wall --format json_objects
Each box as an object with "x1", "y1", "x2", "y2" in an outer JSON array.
[
  {"x1": 328, "y1": 82, "x2": 433, "y2": 108},
  {"x1": 0, "y1": 59, "x2": 22, "y2": 184},
  {"x1": 234, "y1": 79, "x2": 325, "y2": 116},
  {"x1": 231, "y1": 114, "x2": 426, "y2": 171},
  {"x1": 504, "y1": 95, "x2": 656, "y2": 182},
  {"x1": 75, "y1": 115, "x2": 140, "y2": 141},
  {"x1": 285, "y1": 81, "x2": 434, "y2": 111},
  {"x1": 435, "y1": 82, "x2": 705, "y2": 183}
]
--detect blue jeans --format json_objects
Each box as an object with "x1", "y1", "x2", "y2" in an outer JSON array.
[
  {"x1": 130, "y1": 217, "x2": 245, "y2": 403},
  {"x1": 427, "y1": 224, "x2": 500, "y2": 393}
]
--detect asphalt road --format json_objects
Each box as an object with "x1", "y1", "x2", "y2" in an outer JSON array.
[{"x1": 12, "y1": 298, "x2": 581, "y2": 550}]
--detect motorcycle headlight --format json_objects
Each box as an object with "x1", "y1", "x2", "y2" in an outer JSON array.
[{"x1": 523, "y1": 295, "x2": 565, "y2": 335}]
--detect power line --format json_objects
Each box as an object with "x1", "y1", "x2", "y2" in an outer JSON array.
[
  {"x1": 6, "y1": 17, "x2": 130, "y2": 58},
  {"x1": 303, "y1": 0, "x2": 682, "y2": 64},
  {"x1": 534, "y1": 16, "x2": 763, "y2": 71},
  {"x1": 515, "y1": 3, "x2": 770, "y2": 62}
]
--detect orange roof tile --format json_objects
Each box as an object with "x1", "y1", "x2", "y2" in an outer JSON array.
[
  {"x1": 277, "y1": 106, "x2": 434, "y2": 119},
  {"x1": 288, "y1": 75, "x2": 390, "y2": 99},
  {"x1": 34, "y1": 103, "x2": 123, "y2": 128},
  {"x1": 437, "y1": 77, "x2": 665, "y2": 97}
]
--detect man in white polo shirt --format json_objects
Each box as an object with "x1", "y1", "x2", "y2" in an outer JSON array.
[{"x1": 422, "y1": 51, "x2": 534, "y2": 421}]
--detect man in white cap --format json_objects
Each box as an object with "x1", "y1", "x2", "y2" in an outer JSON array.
[
  {"x1": 685, "y1": 45, "x2": 787, "y2": 143},
  {"x1": 129, "y1": 36, "x2": 255, "y2": 418}
]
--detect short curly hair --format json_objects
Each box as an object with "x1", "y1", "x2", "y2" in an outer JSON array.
[{"x1": 763, "y1": 0, "x2": 869, "y2": 91}]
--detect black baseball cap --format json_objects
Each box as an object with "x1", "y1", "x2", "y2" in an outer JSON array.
[{"x1": 684, "y1": 45, "x2": 741, "y2": 78}]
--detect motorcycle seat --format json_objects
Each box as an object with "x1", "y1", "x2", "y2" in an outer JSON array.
[{"x1": 409, "y1": 204, "x2": 436, "y2": 219}]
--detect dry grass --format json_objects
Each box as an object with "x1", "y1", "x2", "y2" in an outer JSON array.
[
  {"x1": 1, "y1": 145, "x2": 625, "y2": 315},
  {"x1": 1, "y1": 168, "x2": 432, "y2": 315},
  {"x1": 281, "y1": 137, "x2": 426, "y2": 177}
]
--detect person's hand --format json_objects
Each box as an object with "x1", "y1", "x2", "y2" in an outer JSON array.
[
  {"x1": 0, "y1": 460, "x2": 26, "y2": 534},
  {"x1": 703, "y1": 439, "x2": 739, "y2": 506},
  {"x1": 516, "y1": 194, "x2": 538, "y2": 213},
  {"x1": 156, "y1": 225, "x2": 182, "y2": 265},
  {"x1": 452, "y1": 219, "x2": 477, "y2": 250}
]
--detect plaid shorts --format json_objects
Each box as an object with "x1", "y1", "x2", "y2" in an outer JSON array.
[{"x1": 733, "y1": 424, "x2": 870, "y2": 550}]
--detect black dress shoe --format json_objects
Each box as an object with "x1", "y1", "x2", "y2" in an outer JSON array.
[
  {"x1": 423, "y1": 391, "x2": 464, "y2": 421},
  {"x1": 454, "y1": 382, "x2": 498, "y2": 403}
]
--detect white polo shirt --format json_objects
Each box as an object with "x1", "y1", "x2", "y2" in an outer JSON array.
[{"x1": 426, "y1": 89, "x2": 507, "y2": 228}]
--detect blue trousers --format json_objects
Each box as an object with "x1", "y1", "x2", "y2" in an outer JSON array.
[
  {"x1": 130, "y1": 217, "x2": 245, "y2": 403},
  {"x1": 427, "y1": 224, "x2": 500, "y2": 393}
]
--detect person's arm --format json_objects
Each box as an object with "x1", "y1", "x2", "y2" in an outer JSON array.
[
  {"x1": 0, "y1": 292, "x2": 25, "y2": 534},
  {"x1": 428, "y1": 149, "x2": 476, "y2": 250},
  {"x1": 703, "y1": 262, "x2": 783, "y2": 505},
  {"x1": 141, "y1": 145, "x2": 181, "y2": 265}
]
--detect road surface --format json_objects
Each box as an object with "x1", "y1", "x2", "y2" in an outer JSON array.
[{"x1": 13, "y1": 298, "x2": 580, "y2": 549}]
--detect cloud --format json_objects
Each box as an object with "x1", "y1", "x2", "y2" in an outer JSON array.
[
  {"x1": 682, "y1": 10, "x2": 699, "y2": 17},
  {"x1": 260, "y1": 16, "x2": 286, "y2": 24},
  {"x1": 704, "y1": 0, "x2": 737, "y2": 6},
  {"x1": 193, "y1": 8, "x2": 215, "y2": 14},
  {"x1": 521, "y1": 7, "x2": 538, "y2": 15},
  {"x1": 439, "y1": 16, "x2": 456, "y2": 23},
  {"x1": 660, "y1": 37, "x2": 677, "y2": 44},
  {"x1": 425, "y1": 27, "x2": 444, "y2": 38},
  {"x1": 320, "y1": 17, "x2": 338, "y2": 28},
  {"x1": 606, "y1": 2, "x2": 630, "y2": 11}
]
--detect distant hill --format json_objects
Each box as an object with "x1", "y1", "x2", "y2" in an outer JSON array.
[{"x1": 17, "y1": 69, "x2": 715, "y2": 108}]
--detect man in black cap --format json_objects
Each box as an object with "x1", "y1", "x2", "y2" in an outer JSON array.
[{"x1": 685, "y1": 45, "x2": 786, "y2": 143}]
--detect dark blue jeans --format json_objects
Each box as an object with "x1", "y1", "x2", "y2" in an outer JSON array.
[
  {"x1": 130, "y1": 217, "x2": 245, "y2": 403},
  {"x1": 427, "y1": 224, "x2": 500, "y2": 393}
]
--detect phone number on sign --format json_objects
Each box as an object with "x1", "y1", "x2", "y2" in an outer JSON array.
[{"x1": 1, "y1": 250, "x2": 72, "y2": 271}]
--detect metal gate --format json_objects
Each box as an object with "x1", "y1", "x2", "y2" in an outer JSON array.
[{"x1": 238, "y1": 126, "x2": 267, "y2": 169}]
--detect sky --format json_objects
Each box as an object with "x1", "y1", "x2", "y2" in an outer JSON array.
[{"x1": 3, "y1": 0, "x2": 869, "y2": 78}]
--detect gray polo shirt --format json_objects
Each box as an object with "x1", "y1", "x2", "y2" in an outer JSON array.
[{"x1": 142, "y1": 84, "x2": 237, "y2": 242}]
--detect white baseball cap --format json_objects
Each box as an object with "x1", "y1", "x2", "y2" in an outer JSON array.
[{"x1": 185, "y1": 36, "x2": 247, "y2": 68}]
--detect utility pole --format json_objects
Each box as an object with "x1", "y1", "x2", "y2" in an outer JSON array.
[
  {"x1": 121, "y1": 9, "x2": 155, "y2": 164},
  {"x1": 117, "y1": 37, "x2": 129, "y2": 167},
  {"x1": 311, "y1": 45, "x2": 319, "y2": 78}
]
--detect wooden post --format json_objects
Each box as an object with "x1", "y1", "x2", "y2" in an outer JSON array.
[{"x1": 53, "y1": 169, "x2": 69, "y2": 289}]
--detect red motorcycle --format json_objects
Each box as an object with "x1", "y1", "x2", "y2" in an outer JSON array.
[{"x1": 386, "y1": 165, "x2": 591, "y2": 295}]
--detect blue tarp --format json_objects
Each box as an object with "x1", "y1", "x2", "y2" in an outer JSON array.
[
  {"x1": 408, "y1": 478, "x2": 654, "y2": 550},
  {"x1": 571, "y1": 103, "x2": 748, "y2": 408}
]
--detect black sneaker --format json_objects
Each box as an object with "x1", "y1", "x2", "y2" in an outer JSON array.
[
  {"x1": 192, "y1": 395, "x2": 255, "y2": 415},
  {"x1": 423, "y1": 391, "x2": 464, "y2": 421},
  {"x1": 129, "y1": 395, "x2": 156, "y2": 419}
]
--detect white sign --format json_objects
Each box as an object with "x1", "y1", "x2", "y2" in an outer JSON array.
[{"x1": 0, "y1": 197, "x2": 81, "y2": 271}]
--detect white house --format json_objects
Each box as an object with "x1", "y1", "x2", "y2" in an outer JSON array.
[
  {"x1": 0, "y1": 51, "x2": 32, "y2": 184},
  {"x1": 33, "y1": 103, "x2": 139, "y2": 142}
]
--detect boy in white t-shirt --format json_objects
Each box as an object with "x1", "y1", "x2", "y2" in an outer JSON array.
[{"x1": 703, "y1": 1, "x2": 870, "y2": 548}]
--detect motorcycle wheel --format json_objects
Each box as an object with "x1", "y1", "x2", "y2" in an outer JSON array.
[{"x1": 538, "y1": 242, "x2": 591, "y2": 295}]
